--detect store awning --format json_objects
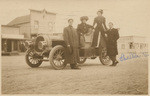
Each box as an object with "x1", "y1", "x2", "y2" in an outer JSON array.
[{"x1": 1, "y1": 34, "x2": 24, "y2": 39}]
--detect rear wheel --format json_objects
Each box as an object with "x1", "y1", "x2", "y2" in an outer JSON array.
[
  {"x1": 49, "y1": 45, "x2": 66, "y2": 70},
  {"x1": 25, "y1": 49, "x2": 43, "y2": 67},
  {"x1": 99, "y1": 48, "x2": 112, "y2": 65}
]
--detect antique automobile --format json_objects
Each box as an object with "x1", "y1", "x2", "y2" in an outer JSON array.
[{"x1": 25, "y1": 33, "x2": 112, "y2": 70}]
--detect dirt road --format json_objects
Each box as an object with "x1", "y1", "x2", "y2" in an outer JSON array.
[{"x1": 1, "y1": 55, "x2": 148, "y2": 94}]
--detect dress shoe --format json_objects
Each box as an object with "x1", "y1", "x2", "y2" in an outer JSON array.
[
  {"x1": 91, "y1": 57, "x2": 97, "y2": 59},
  {"x1": 71, "y1": 66, "x2": 81, "y2": 69},
  {"x1": 110, "y1": 64, "x2": 116, "y2": 66},
  {"x1": 110, "y1": 61, "x2": 119, "y2": 66}
]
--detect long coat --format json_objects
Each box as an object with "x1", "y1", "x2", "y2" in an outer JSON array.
[
  {"x1": 106, "y1": 28, "x2": 119, "y2": 56},
  {"x1": 63, "y1": 25, "x2": 80, "y2": 64}
]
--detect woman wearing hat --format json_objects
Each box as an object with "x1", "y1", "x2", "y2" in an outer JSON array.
[
  {"x1": 92, "y1": 9, "x2": 108, "y2": 47},
  {"x1": 77, "y1": 16, "x2": 93, "y2": 47}
]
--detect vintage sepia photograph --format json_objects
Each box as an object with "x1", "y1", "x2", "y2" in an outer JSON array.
[{"x1": 0, "y1": 0, "x2": 149, "y2": 95}]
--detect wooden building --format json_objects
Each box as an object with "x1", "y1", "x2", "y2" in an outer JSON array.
[
  {"x1": 7, "y1": 9, "x2": 56, "y2": 38},
  {"x1": 1, "y1": 9, "x2": 57, "y2": 55},
  {"x1": 1, "y1": 25, "x2": 25, "y2": 55}
]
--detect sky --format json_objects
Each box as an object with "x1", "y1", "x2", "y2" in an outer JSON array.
[{"x1": 0, "y1": 0, "x2": 150, "y2": 37}]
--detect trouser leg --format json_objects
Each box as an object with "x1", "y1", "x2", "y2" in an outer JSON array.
[
  {"x1": 70, "y1": 63, "x2": 75, "y2": 68},
  {"x1": 92, "y1": 29, "x2": 99, "y2": 47},
  {"x1": 78, "y1": 33, "x2": 81, "y2": 47},
  {"x1": 110, "y1": 55, "x2": 116, "y2": 64},
  {"x1": 99, "y1": 35, "x2": 107, "y2": 48},
  {"x1": 70, "y1": 62, "x2": 77, "y2": 67},
  {"x1": 99, "y1": 29, "x2": 107, "y2": 47},
  {"x1": 113, "y1": 56, "x2": 116, "y2": 62}
]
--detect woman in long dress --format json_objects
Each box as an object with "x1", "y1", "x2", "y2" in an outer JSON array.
[{"x1": 92, "y1": 9, "x2": 107, "y2": 48}]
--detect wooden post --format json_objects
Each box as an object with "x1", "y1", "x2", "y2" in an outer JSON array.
[
  {"x1": 18, "y1": 40, "x2": 20, "y2": 52},
  {"x1": 11, "y1": 40, "x2": 14, "y2": 52}
]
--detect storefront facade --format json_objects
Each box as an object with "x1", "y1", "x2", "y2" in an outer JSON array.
[{"x1": 1, "y1": 26, "x2": 25, "y2": 55}]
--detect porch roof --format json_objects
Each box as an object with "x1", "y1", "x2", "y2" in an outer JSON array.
[{"x1": 1, "y1": 34, "x2": 24, "y2": 40}]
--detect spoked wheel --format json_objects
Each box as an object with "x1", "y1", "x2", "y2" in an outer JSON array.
[
  {"x1": 78, "y1": 57, "x2": 87, "y2": 64},
  {"x1": 99, "y1": 48, "x2": 112, "y2": 65},
  {"x1": 49, "y1": 45, "x2": 66, "y2": 70},
  {"x1": 25, "y1": 49, "x2": 43, "y2": 68}
]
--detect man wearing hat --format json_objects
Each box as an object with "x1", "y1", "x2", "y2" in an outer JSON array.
[
  {"x1": 63, "y1": 19, "x2": 80, "y2": 69},
  {"x1": 77, "y1": 16, "x2": 93, "y2": 47},
  {"x1": 92, "y1": 9, "x2": 108, "y2": 48},
  {"x1": 105, "y1": 22, "x2": 119, "y2": 66}
]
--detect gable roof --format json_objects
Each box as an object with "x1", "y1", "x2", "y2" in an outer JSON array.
[
  {"x1": 1, "y1": 25, "x2": 20, "y2": 28},
  {"x1": 30, "y1": 9, "x2": 57, "y2": 15},
  {"x1": 7, "y1": 15, "x2": 30, "y2": 26}
]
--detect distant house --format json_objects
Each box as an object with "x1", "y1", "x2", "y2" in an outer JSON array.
[
  {"x1": 117, "y1": 36, "x2": 148, "y2": 54},
  {"x1": 1, "y1": 9, "x2": 57, "y2": 55},
  {"x1": 7, "y1": 9, "x2": 56, "y2": 38},
  {"x1": 7, "y1": 15, "x2": 31, "y2": 38},
  {"x1": 1, "y1": 25, "x2": 25, "y2": 55}
]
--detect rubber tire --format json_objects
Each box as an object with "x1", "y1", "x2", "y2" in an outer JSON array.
[
  {"x1": 49, "y1": 45, "x2": 66, "y2": 70},
  {"x1": 78, "y1": 57, "x2": 87, "y2": 64},
  {"x1": 99, "y1": 47, "x2": 111, "y2": 65},
  {"x1": 25, "y1": 49, "x2": 43, "y2": 68}
]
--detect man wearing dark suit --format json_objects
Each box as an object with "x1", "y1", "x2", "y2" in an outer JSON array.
[
  {"x1": 63, "y1": 19, "x2": 80, "y2": 69},
  {"x1": 105, "y1": 22, "x2": 119, "y2": 66}
]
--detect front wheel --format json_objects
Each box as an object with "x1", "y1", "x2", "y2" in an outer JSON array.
[
  {"x1": 49, "y1": 45, "x2": 66, "y2": 70},
  {"x1": 99, "y1": 48, "x2": 112, "y2": 65},
  {"x1": 25, "y1": 49, "x2": 43, "y2": 68}
]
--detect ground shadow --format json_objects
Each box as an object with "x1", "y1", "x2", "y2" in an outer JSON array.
[{"x1": 27, "y1": 62, "x2": 107, "y2": 71}]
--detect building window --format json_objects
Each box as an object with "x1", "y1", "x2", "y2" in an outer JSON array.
[
  {"x1": 140, "y1": 43, "x2": 143, "y2": 49},
  {"x1": 121, "y1": 44, "x2": 125, "y2": 49},
  {"x1": 144, "y1": 44, "x2": 147, "y2": 49},
  {"x1": 34, "y1": 21, "x2": 39, "y2": 29},
  {"x1": 129, "y1": 42, "x2": 134, "y2": 49},
  {"x1": 137, "y1": 43, "x2": 139, "y2": 48},
  {"x1": 48, "y1": 22, "x2": 54, "y2": 31},
  {"x1": 43, "y1": 14, "x2": 45, "y2": 19}
]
